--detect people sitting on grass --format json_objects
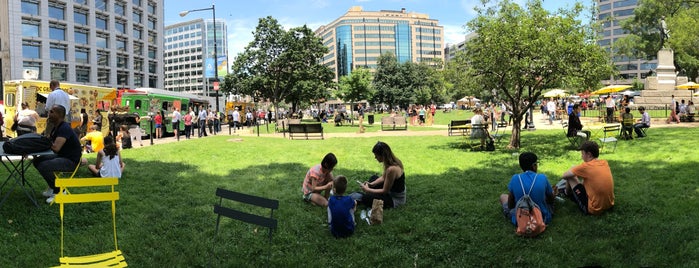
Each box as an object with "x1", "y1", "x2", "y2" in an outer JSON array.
[
  {"x1": 567, "y1": 104, "x2": 591, "y2": 141},
  {"x1": 560, "y1": 141, "x2": 615, "y2": 215},
  {"x1": 81, "y1": 125, "x2": 104, "y2": 153},
  {"x1": 353, "y1": 141, "x2": 406, "y2": 209},
  {"x1": 302, "y1": 153, "x2": 337, "y2": 207},
  {"x1": 634, "y1": 106, "x2": 650, "y2": 138},
  {"x1": 499, "y1": 152, "x2": 554, "y2": 226},
  {"x1": 327, "y1": 175, "x2": 356, "y2": 238},
  {"x1": 88, "y1": 136, "x2": 124, "y2": 179}
]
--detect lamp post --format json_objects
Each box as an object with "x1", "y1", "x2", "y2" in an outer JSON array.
[{"x1": 180, "y1": 4, "x2": 219, "y2": 113}]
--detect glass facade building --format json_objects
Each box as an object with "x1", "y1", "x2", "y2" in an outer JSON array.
[
  {"x1": 164, "y1": 19, "x2": 227, "y2": 96},
  {"x1": 0, "y1": 0, "x2": 165, "y2": 89},
  {"x1": 315, "y1": 6, "x2": 444, "y2": 80},
  {"x1": 596, "y1": 0, "x2": 656, "y2": 83}
]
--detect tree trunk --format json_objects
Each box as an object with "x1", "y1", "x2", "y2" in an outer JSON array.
[{"x1": 508, "y1": 117, "x2": 522, "y2": 149}]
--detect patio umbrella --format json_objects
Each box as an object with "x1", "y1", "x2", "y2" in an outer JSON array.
[
  {"x1": 591, "y1": 85, "x2": 632, "y2": 95},
  {"x1": 676, "y1": 82, "x2": 699, "y2": 101},
  {"x1": 543, "y1": 89, "x2": 568, "y2": 98}
]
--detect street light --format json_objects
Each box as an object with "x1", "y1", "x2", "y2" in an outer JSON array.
[{"x1": 180, "y1": 4, "x2": 220, "y2": 113}]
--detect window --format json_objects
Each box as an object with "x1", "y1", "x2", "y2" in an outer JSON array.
[
  {"x1": 134, "y1": 74, "x2": 144, "y2": 87},
  {"x1": 115, "y1": 20, "x2": 126, "y2": 34},
  {"x1": 96, "y1": 0, "x2": 108, "y2": 11},
  {"x1": 74, "y1": 10, "x2": 88, "y2": 25},
  {"x1": 116, "y1": 38, "x2": 127, "y2": 51},
  {"x1": 75, "y1": 48, "x2": 89, "y2": 64},
  {"x1": 50, "y1": 44, "x2": 67, "y2": 61},
  {"x1": 147, "y1": 1, "x2": 156, "y2": 14},
  {"x1": 133, "y1": 27, "x2": 142, "y2": 39},
  {"x1": 22, "y1": 20, "x2": 40, "y2": 37},
  {"x1": 133, "y1": 42, "x2": 143, "y2": 55},
  {"x1": 75, "y1": 29, "x2": 88, "y2": 44},
  {"x1": 134, "y1": 57, "x2": 143, "y2": 70},
  {"x1": 148, "y1": 46, "x2": 156, "y2": 59},
  {"x1": 148, "y1": 18, "x2": 156, "y2": 30},
  {"x1": 76, "y1": 66, "x2": 90, "y2": 83},
  {"x1": 22, "y1": 40, "x2": 41, "y2": 58},
  {"x1": 49, "y1": 24, "x2": 66, "y2": 40},
  {"x1": 96, "y1": 34, "x2": 108, "y2": 48},
  {"x1": 149, "y1": 61, "x2": 157, "y2": 73},
  {"x1": 97, "y1": 50, "x2": 109, "y2": 66},
  {"x1": 133, "y1": 11, "x2": 142, "y2": 23},
  {"x1": 148, "y1": 31, "x2": 156, "y2": 45},
  {"x1": 117, "y1": 54, "x2": 128, "y2": 68},
  {"x1": 21, "y1": 0, "x2": 39, "y2": 15},
  {"x1": 115, "y1": 2, "x2": 125, "y2": 16},
  {"x1": 117, "y1": 71, "x2": 129, "y2": 85},
  {"x1": 23, "y1": 61, "x2": 42, "y2": 79},
  {"x1": 73, "y1": 0, "x2": 87, "y2": 4},
  {"x1": 49, "y1": 3, "x2": 65, "y2": 20},
  {"x1": 132, "y1": 0, "x2": 141, "y2": 6},
  {"x1": 98, "y1": 68, "x2": 110, "y2": 84},
  {"x1": 51, "y1": 63, "x2": 68, "y2": 81},
  {"x1": 96, "y1": 15, "x2": 108, "y2": 30}
]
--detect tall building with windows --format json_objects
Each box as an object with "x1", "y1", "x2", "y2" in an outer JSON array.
[
  {"x1": 164, "y1": 19, "x2": 227, "y2": 96},
  {"x1": 0, "y1": 0, "x2": 164, "y2": 90},
  {"x1": 597, "y1": 0, "x2": 655, "y2": 83},
  {"x1": 315, "y1": 6, "x2": 444, "y2": 80}
]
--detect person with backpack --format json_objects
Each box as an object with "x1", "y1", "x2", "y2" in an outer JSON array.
[
  {"x1": 560, "y1": 141, "x2": 615, "y2": 215},
  {"x1": 499, "y1": 152, "x2": 554, "y2": 231}
]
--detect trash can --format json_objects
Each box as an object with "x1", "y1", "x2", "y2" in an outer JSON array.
[{"x1": 368, "y1": 114, "x2": 374, "y2": 125}]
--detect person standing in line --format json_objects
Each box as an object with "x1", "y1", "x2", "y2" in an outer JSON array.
[
  {"x1": 129, "y1": 112, "x2": 143, "y2": 146},
  {"x1": 154, "y1": 111, "x2": 163, "y2": 139},
  {"x1": 188, "y1": 107, "x2": 196, "y2": 137},
  {"x1": 183, "y1": 109, "x2": 193, "y2": 139},
  {"x1": 92, "y1": 110, "x2": 103, "y2": 131},
  {"x1": 78, "y1": 108, "x2": 89, "y2": 138},
  {"x1": 14, "y1": 102, "x2": 40, "y2": 136},
  {"x1": 198, "y1": 106, "x2": 208, "y2": 137},
  {"x1": 206, "y1": 108, "x2": 215, "y2": 135},
  {"x1": 546, "y1": 98, "x2": 557, "y2": 125},
  {"x1": 232, "y1": 107, "x2": 241, "y2": 130},
  {"x1": 171, "y1": 108, "x2": 181, "y2": 141},
  {"x1": 246, "y1": 109, "x2": 253, "y2": 128},
  {"x1": 666, "y1": 95, "x2": 680, "y2": 124},
  {"x1": 44, "y1": 80, "x2": 71, "y2": 136},
  {"x1": 605, "y1": 96, "x2": 616, "y2": 123}
]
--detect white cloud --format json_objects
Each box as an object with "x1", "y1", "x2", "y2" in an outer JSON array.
[{"x1": 442, "y1": 23, "x2": 470, "y2": 47}]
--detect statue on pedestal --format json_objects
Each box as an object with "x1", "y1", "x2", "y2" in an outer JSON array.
[{"x1": 660, "y1": 16, "x2": 670, "y2": 49}]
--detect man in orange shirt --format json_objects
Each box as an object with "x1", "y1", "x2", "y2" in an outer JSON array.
[{"x1": 561, "y1": 141, "x2": 615, "y2": 215}]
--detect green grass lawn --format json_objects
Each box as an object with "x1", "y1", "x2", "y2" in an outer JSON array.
[{"x1": 1, "y1": 126, "x2": 698, "y2": 267}]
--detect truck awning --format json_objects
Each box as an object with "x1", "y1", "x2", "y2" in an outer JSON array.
[{"x1": 38, "y1": 93, "x2": 79, "y2": 100}]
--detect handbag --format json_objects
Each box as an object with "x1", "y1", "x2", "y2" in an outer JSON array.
[{"x1": 370, "y1": 199, "x2": 384, "y2": 225}]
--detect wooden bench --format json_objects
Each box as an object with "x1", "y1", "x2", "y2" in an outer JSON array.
[
  {"x1": 212, "y1": 188, "x2": 278, "y2": 266},
  {"x1": 288, "y1": 123, "x2": 324, "y2": 140},
  {"x1": 380, "y1": 116, "x2": 408, "y2": 131},
  {"x1": 448, "y1": 119, "x2": 471, "y2": 136},
  {"x1": 275, "y1": 119, "x2": 301, "y2": 133}
]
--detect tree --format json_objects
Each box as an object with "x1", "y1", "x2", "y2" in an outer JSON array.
[
  {"x1": 223, "y1": 17, "x2": 334, "y2": 118},
  {"x1": 371, "y1": 53, "x2": 403, "y2": 110},
  {"x1": 465, "y1": 0, "x2": 613, "y2": 149},
  {"x1": 619, "y1": 0, "x2": 699, "y2": 81},
  {"x1": 372, "y1": 53, "x2": 446, "y2": 110},
  {"x1": 336, "y1": 67, "x2": 374, "y2": 112}
]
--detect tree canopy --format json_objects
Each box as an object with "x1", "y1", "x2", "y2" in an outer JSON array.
[
  {"x1": 223, "y1": 16, "x2": 334, "y2": 116},
  {"x1": 464, "y1": 0, "x2": 613, "y2": 148},
  {"x1": 618, "y1": 0, "x2": 699, "y2": 81},
  {"x1": 372, "y1": 53, "x2": 446, "y2": 110}
]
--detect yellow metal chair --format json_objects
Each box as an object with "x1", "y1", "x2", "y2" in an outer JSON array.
[
  {"x1": 52, "y1": 163, "x2": 81, "y2": 196},
  {"x1": 53, "y1": 177, "x2": 127, "y2": 267}
]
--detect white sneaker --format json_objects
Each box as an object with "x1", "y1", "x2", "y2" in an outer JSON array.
[
  {"x1": 42, "y1": 189, "x2": 54, "y2": 197},
  {"x1": 46, "y1": 194, "x2": 56, "y2": 204}
]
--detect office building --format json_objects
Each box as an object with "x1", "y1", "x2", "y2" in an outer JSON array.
[
  {"x1": 164, "y1": 18, "x2": 227, "y2": 96},
  {"x1": 315, "y1": 6, "x2": 444, "y2": 80},
  {"x1": 0, "y1": 0, "x2": 164, "y2": 90},
  {"x1": 597, "y1": 0, "x2": 655, "y2": 83}
]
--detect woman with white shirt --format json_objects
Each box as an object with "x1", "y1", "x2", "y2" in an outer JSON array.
[
  {"x1": 471, "y1": 108, "x2": 489, "y2": 148},
  {"x1": 14, "y1": 102, "x2": 39, "y2": 136}
]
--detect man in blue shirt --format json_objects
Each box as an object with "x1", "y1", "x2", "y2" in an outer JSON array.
[
  {"x1": 34, "y1": 105, "x2": 82, "y2": 204},
  {"x1": 499, "y1": 152, "x2": 555, "y2": 226}
]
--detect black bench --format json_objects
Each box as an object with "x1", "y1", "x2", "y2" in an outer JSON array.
[
  {"x1": 448, "y1": 119, "x2": 471, "y2": 136},
  {"x1": 212, "y1": 188, "x2": 278, "y2": 266},
  {"x1": 288, "y1": 123, "x2": 324, "y2": 140}
]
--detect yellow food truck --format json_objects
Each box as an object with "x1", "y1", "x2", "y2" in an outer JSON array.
[{"x1": 3, "y1": 80, "x2": 117, "y2": 136}]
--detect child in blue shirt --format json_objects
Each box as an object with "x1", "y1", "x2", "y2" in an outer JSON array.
[{"x1": 327, "y1": 175, "x2": 356, "y2": 238}]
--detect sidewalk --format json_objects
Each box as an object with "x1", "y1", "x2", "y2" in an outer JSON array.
[{"x1": 134, "y1": 117, "x2": 699, "y2": 147}]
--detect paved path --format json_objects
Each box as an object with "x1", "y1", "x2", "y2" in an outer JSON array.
[{"x1": 134, "y1": 117, "x2": 698, "y2": 147}]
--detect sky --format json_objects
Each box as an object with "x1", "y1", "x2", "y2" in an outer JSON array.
[{"x1": 164, "y1": 0, "x2": 587, "y2": 60}]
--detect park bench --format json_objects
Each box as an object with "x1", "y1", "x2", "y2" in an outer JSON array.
[
  {"x1": 212, "y1": 188, "x2": 278, "y2": 266},
  {"x1": 288, "y1": 123, "x2": 324, "y2": 140},
  {"x1": 448, "y1": 119, "x2": 471, "y2": 136},
  {"x1": 275, "y1": 119, "x2": 301, "y2": 133},
  {"x1": 380, "y1": 116, "x2": 408, "y2": 131}
]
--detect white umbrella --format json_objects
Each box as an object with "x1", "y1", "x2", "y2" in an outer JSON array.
[
  {"x1": 543, "y1": 89, "x2": 567, "y2": 98},
  {"x1": 471, "y1": 97, "x2": 481, "y2": 102}
]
